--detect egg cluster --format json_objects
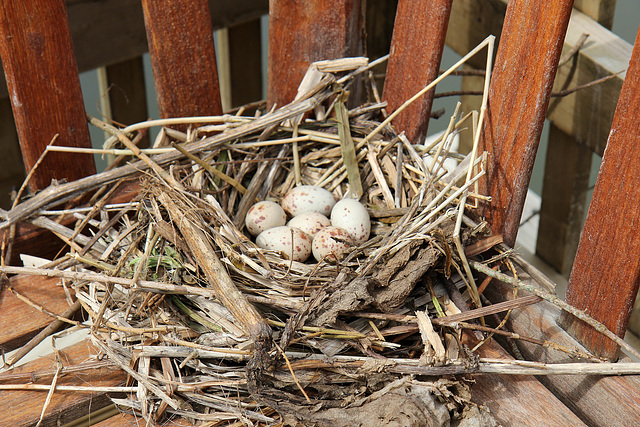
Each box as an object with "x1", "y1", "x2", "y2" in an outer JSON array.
[{"x1": 244, "y1": 185, "x2": 370, "y2": 262}]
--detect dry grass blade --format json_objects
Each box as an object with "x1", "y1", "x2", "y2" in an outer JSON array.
[{"x1": 335, "y1": 91, "x2": 363, "y2": 198}]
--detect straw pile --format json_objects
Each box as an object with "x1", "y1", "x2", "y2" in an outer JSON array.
[{"x1": 8, "y1": 53, "x2": 633, "y2": 426}]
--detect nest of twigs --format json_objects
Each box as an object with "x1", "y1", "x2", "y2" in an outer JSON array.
[{"x1": 5, "y1": 53, "x2": 637, "y2": 426}]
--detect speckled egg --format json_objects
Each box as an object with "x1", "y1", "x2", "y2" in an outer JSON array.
[
  {"x1": 312, "y1": 226, "x2": 354, "y2": 262},
  {"x1": 281, "y1": 185, "x2": 336, "y2": 217},
  {"x1": 255, "y1": 226, "x2": 312, "y2": 262},
  {"x1": 245, "y1": 201, "x2": 287, "y2": 236},
  {"x1": 287, "y1": 212, "x2": 331, "y2": 239},
  {"x1": 330, "y1": 199, "x2": 370, "y2": 244}
]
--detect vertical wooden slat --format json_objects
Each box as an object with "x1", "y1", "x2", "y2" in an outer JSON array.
[
  {"x1": 536, "y1": 131, "x2": 591, "y2": 276},
  {"x1": 382, "y1": 0, "x2": 453, "y2": 144},
  {"x1": 105, "y1": 56, "x2": 150, "y2": 148},
  {"x1": 229, "y1": 19, "x2": 263, "y2": 108},
  {"x1": 536, "y1": 0, "x2": 616, "y2": 277},
  {"x1": 141, "y1": 0, "x2": 222, "y2": 120},
  {"x1": 0, "y1": 0, "x2": 96, "y2": 190},
  {"x1": 479, "y1": 0, "x2": 574, "y2": 247},
  {"x1": 267, "y1": 0, "x2": 364, "y2": 108},
  {"x1": 562, "y1": 25, "x2": 640, "y2": 360}
]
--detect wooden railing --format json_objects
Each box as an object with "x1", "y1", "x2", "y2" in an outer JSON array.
[{"x1": 0, "y1": 1, "x2": 630, "y2": 277}]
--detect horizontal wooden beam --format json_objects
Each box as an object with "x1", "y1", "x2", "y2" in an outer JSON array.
[
  {"x1": 0, "y1": 0, "x2": 269, "y2": 99},
  {"x1": 0, "y1": 340, "x2": 126, "y2": 426},
  {"x1": 484, "y1": 279, "x2": 640, "y2": 426},
  {"x1": 446, "y1": 0, "x2": 631, "y2": 156}
]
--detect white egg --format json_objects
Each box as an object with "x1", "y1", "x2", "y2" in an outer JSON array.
[
  {"x1": 312, "y1": 226, "x2": 354, "y2": 262},
  {"x1": 330, "y1": 199, "x2": 370, "y2": 244},
  {"x1": 287, "y1": 212, "x2": 331, "y2": 238},
  {"x1": 281, "y1": 185, "x2": 336, "y2": 217},
  {"x1": 255, "y1": 226, "x2": 312, "y2": 262},
  {"x1": 245, "y1": 201, "x2": 286, "y2": 236}
]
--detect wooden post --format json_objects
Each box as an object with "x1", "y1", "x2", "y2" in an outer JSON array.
[
  {"x1": 561, "y1": 24, "x2": 640, "y2": 360},
  {"x1": 0, "y1": 0, "x2": 96, "y2": 190},
  {"x1": 141, "y1": 0, "x2": 222, "y2": 120},
  {"x1": 382, "y1": 0, "x2": 453, "y2": 144},
  {"x1": 267, "y1": 0, "x2": 364, "y2": 108},
  {"x1": 479, "y1": 0, "x2": 574, "y2": 247},
  {"x1": 228, "y1": 19, "x2": 263, "y2": 108},
  {"x1": 536, "y1": 131, "x2": 591, "y2": 276},
  {"x1": 105, "y1": 57, "x2": 151, "y2": 148},
  {"x1": 536, "y1": 0, "x2": 616, "y2": 277}
]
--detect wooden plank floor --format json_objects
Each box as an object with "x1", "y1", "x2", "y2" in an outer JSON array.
[
  {"x1": 0, "y1": 340, "x2": 125, "y2": 427},
  {"x1": 0, "y1": 275, "x2": 72, "y2": 351}
]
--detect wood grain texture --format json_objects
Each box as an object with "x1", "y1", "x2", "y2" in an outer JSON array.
[
  {"x1": 0, "y1": 0, "x2": 96, "y2": 190},
  {"x1": 478, "y1": 0, "x2": 574, "y2": 247},
  {"x1": 141, "y1": 0, "x2": 222, "y2": 120},
  {"x1": 382, "y1": 0, "x2": 453, "y2": 144},
  {"x1": 0, "y1": 340, "x2": 126, "y2": 427},
  {"x1": 267, "y1": 0, "x2": 364, "y2": 108},
  {"x1": 536, "y1": 1, "x2": 614, "y2": 278},
  {"x1": 463, "y1": 334, "x2": 586, "y2": 426},
  {"x1": 562, "y1": 24, "x2": 640, "y2": 360},
  {"x1": 93, "y1": 412, "x2": 192, "y2": 426},
  {"x1": 0, "y1": 275, "x2": 72, "y2": 350},
  {"x1": 484, "y1": 279, "x2": 640, "y2": 426}
]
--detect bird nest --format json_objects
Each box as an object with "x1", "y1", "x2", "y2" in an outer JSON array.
[{"x1": 4, "y1": 47, "x2": 633, "y2": 426}]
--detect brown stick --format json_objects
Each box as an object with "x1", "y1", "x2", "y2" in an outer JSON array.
[{"x1": 154, "y1": 190, "x2": 270, "y2": 344}]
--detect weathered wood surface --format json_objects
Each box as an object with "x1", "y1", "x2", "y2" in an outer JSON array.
[
  {"x1": 93, "y1": 412, "x2": 192, "y2": 426},
  {"x1": 562, "y1": 24, "x2": 640, "y2": 360},
  {"x1": 141, "y1": 0, "x2": 222, "y2": 120},
  {"x1": 0, "y1": 275, "x2": 71, "y2": 351},
  {"x1": 267, "y1": 0, "x2": 364, "y2": 108},
  {"x1": 463, "y1": 334, "x2": 587, "y2": 426},
  {"x1": 478, "y1": 0, "x2": 574, "y2": 247},
  {"x1": 536, "y1": 1, "x2": 614, "y2": 277},
  {"x1": 0, "y1": 341, "x2": 126, "y2": 427},
  {"x1": 484, "y1": 279, "x2": 640, "y2": 426},
  {"x1": 382, "y1": 0, "x2": 453, "y2": 144},
  {"x1": 547, "y1": 7, "x2": 629, "y2": 156},
  {"x1": 0, "y1": 0, "x2": 96, "y2": 190}
]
